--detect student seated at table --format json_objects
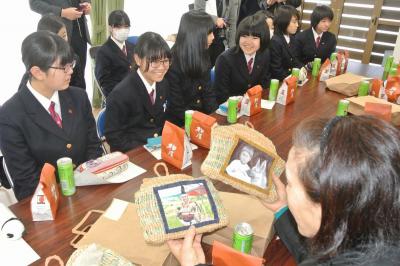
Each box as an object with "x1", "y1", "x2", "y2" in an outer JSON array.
[
  {"x1": 0, "y1": 31, "x2": 102, "y2": 201},
  {"x1": 270, "y1": 5, "x2": 303, "y2": 81},
  {"x1": 165, "y1": 10, "x2": 218, "y2": 127},
  {"x1": 214, "y1": 13, "x2": 271, "y2": 104},
  {"x1": 293, "y1": 5, "x2": 337, "y2": 66},
  {"x1": 256, "y1": 9, "x2": 274, "y2": 39},
  {"x1": 36, "y1": 14, "x2": 85, "y2": 90},
  {"x1": 95, "y1": 10, "x2": 134, "y2": 97},
  {"x1": 104, "y1": 32, "x2": 171, "y2": 152},
  {"x1": 167, "y1": 116, "x2": 400, "y2": 265}
]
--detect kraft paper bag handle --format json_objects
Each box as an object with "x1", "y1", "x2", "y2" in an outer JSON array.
[
  {"x1": 153, "y1": 162, "x2": 169, "y2": 177},
  {"x1": 71, "y1": 209, "x2": 104, "y2": 235},
  {"x1": 244, "y1": 121, "x2": 254, "y2": 129},
  {"x1": 45, "y1": 255, "x2": 64, "y2": 266}
]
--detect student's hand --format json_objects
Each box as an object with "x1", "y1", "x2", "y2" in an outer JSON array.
[
  {"x1": 81, "y1": 2, "x2": 92, "y2": 15},
  {"x1": 266, "y1": 0, "x2": 277, "y2": 6},
  {"x1": 167, "y1": 226, "x2": 205, "y2": 266},
  {"x1": 260, "y1": 173, "x2": 288, "y2": 212},
  {"x1": 61, "y1": 7, "x2": 83, "y2": 20},
  {"x1": 216, "y1": 18, "x2": 226, "y2": 28}
]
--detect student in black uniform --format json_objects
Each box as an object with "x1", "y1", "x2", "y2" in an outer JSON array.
[
  {"x1": 36, "y1": 14, "x2": 85, "y2": 90},
  {"x1": 0, "y1": 31, "x2": 102, "y2": 201},
  {"x1": 95, "y1": 10, "x2": 135, "y2": 97},
  {"x1": 270, "y1": 5, "x2": 303, "y2": 81},
  {"x1": 214, "y1": 13, "x2": 271, "y2": 104},
  {"x1": 293, "y1": 5, "x2": 337, "y2": 66},
  {"x1": 166, "y1": 10, "x2": 218, "y2": 127},
  {"x1": 105, "y1": 32, "x2": 171, "y2": 152}
]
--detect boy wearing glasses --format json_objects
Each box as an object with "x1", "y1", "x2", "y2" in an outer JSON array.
[
  {"x1": 0, "y1": 31, "x2": 102, "y2": 201},
  {"x1": 104, "y1": 32, "x2": 172, "y2": 153}
]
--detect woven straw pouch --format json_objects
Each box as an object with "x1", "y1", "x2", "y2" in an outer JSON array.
[
  {"x1": 135, "y1": 163, "x2": 229, "y2": 244},
  {"x1": 201, "y1": 123, "x2": 285, "y2": 202}
]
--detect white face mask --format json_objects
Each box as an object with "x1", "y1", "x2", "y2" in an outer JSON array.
[{"x1": 113, "y1": 28, "x2": 130, "y2": 42}]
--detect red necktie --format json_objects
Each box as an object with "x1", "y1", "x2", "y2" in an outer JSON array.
[
  {"x1": 247, "y1": 57, "x2": 253, "y2": 74},
  {"x1": 49, "y1": 101, "x2": 62, "y2": 128},
  {"x1": 316, "y1": 36, "x2": 321, "y2": 49},
  {"x1": 122, "y1": 45, "x2": 127, "y2": 56},
  {"x1": 149, "y1": 89, "x2": 155, "y2": 105}
]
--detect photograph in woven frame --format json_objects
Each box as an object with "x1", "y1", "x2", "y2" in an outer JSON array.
[
  {"x1": 224, "y1": 139, "x2": 274, "y2": 189},
  {"x1": 154, "y1": 180, "x2": 219, "y2": 233}
]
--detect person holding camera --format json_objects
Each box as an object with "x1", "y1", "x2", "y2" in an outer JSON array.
[{"x1": 194, "y1": 0, "x2": 240, "y2": 66}]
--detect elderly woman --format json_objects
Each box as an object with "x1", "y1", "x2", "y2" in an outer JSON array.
[{"x1": 167, "y1": 115, "x2": 400, "y2": 265}]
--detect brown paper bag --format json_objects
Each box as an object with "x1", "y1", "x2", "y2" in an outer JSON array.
[
  {"x1": 325, "y1": 73, "x2": 367, "y2": 96},
  {"x1": 202, "y1": 192, "x2": 275, "y2": 257},
  {"x1": 161, "y1": 121, "x2": 192, "y2": 169},
  {"x1": 190, "y1": 111, "x2": 217, "y2": 149},
  {"x1": 71, "y1": 200, "x2": 176, "y2": 266},
  {"x1": 364, "y1": 102, "x2": 392, "y2": 122},
  {"x1": 347, "y1": 95, "x2": 400, "y2": 125}
]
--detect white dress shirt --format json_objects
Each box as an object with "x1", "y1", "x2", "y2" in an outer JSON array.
[
  {"x1": 27, "y1": 81, "x2": 62, "y2": 120},
  {"x1": 137, "y1": 69, "x2": 156, "y2": 103}
]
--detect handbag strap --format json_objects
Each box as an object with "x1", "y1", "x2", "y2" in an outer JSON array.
[
  {"x1": 153, "y1": 162, "x2": 169, "y2": 177},
  {"x1": 45, "y1": 255, "x2": 64, "y2": 266},
  {"x1": 71, "y1": 209, "x2": 104, "y2": 235},
  {"x1": 245, "y1": 121, "x2": 255, "y2": 129}
]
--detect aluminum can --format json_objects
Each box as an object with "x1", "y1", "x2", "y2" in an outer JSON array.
[
  {"x1": 57, "y1": 157, "x2": 75, "y2": 196},
  {"x1": 336, "y1": 99, "x2": 350, "y2": 117},
  {"x1": 232, "y1": 222, "x2": 253, "y2": 254},
  {"x1": 227, "y1": 97, "x2": 238, "y2": 124}
]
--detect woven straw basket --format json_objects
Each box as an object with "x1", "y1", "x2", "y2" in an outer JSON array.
[
  {"x1": 201, "y1": 123, "x2": 285, "y2": 202},
  {"x1": 135, "y1": 163, "x2": 229, "y2": 244}
]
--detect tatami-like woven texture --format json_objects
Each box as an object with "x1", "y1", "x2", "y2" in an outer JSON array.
[
  {"x1": 135, "y1": 174, "x2": 229, "y2": 244},
  {"x1": 201, "y1": 124, "x2": 285, "y2": 201}
]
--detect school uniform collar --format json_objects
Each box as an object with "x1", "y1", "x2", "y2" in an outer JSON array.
[
  {"x1": 283, "y1": 34, "x2": 290, "y2": 44},
  {"x1": 244, "y1": 53, "x2": 255, "y2": 65},
  {"x1": 26, "y1": 81, "x2": 62, "y2": 119},
  {"x1": 137, "y1": 68, "x2": 156, "y2": 98},
  {"x1": 312, "y1": 27, "x2": 323, "y2": 42},
  {"x1": 110, "y1": 35, "x2": 126, "y2": 51}
]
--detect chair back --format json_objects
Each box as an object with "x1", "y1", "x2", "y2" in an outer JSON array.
[
  {"x1": 96, "y1": 108, "x2": 108, "y2": 153},
  {"x1": 89, "y1": 45, "x2": 107, "y2": 105},
  {"x1": 127, "y1": 36, "x2": 139, "y2": 45}
]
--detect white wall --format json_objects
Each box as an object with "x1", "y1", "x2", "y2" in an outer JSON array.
[
  {"x1": 0, "y1": 1, "x2": 192, "y2": 105},
  {"x1": 394, "y1": 27, "x2": 400, "y2": 64}
]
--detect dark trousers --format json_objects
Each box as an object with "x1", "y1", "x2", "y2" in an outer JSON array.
[{"x1": 71, "y1": 20, "x2": 87, "y2": 90}]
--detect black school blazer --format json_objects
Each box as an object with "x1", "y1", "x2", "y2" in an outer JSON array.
[
  {"x1": 293, "y1": 28, "x2": 337, "y2": 65},
  {"x1": 214, "y1": 47, "x2": 271, "y2": 104},
  {"x1": 270, "y1": 33, "x2": 303, "y2": 81}
]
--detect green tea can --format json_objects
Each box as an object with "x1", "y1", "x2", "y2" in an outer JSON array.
[
  {"x1": 292, "y1": 68, "x2": 300, "y2": 78},
  {"x1": 312, "y1": 58, "x2": 321, "y2": 77},
  {"x1": 227, "y1": 97, "x2": 238, "y2": 124},
  {"x1": 389, "y1": 67, "x2": 398, "y2": 77},
  {"x1": 330, "y1": 52, "x2": 337, "y2": 62},
  {"x1": 269, "y1": 79, "x2": 279, "y2": 101},
  {"x1": 384, "y1": 56, "x2": 394, "y2": 72},
  {"x1": 57, "y1": 157, "x2": 75, "y2": 196},
  {"x1": 232, "y1": 222, "x2": 253, "y2": 254},
  {"x1": 336, "y1": 99, "x2": 350, "y2": 117},
  {"x1": 184, "y1": 110, "x2": 194, "y2": 136},
  {"x1": 358, "y1": 80, "x2": 370, "y2": 96}
]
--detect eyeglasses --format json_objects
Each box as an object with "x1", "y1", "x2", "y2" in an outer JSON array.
[
  {"x1": 150, "y1": 59, "x2": 171, "y2": 68},
  {"x1": 48, "y1": 60, "x2": 76, "y2": 73}
]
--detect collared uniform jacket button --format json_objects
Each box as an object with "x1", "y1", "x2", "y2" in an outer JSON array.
[{"x1": 66, "y1": 143, "x2": 72, "y2": 149}]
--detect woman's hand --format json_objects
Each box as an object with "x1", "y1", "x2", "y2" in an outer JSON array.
[
  {"x1": 167, "y1": 225, "x2": 205, "y2": 266},
  {"x1": 260, "y1": 173, "x2": 288, "y2": 212}
]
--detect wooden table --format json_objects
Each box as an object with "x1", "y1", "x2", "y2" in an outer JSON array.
[{"x1": 9, "y1": 62, "x2": 383, "y2": 265}]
